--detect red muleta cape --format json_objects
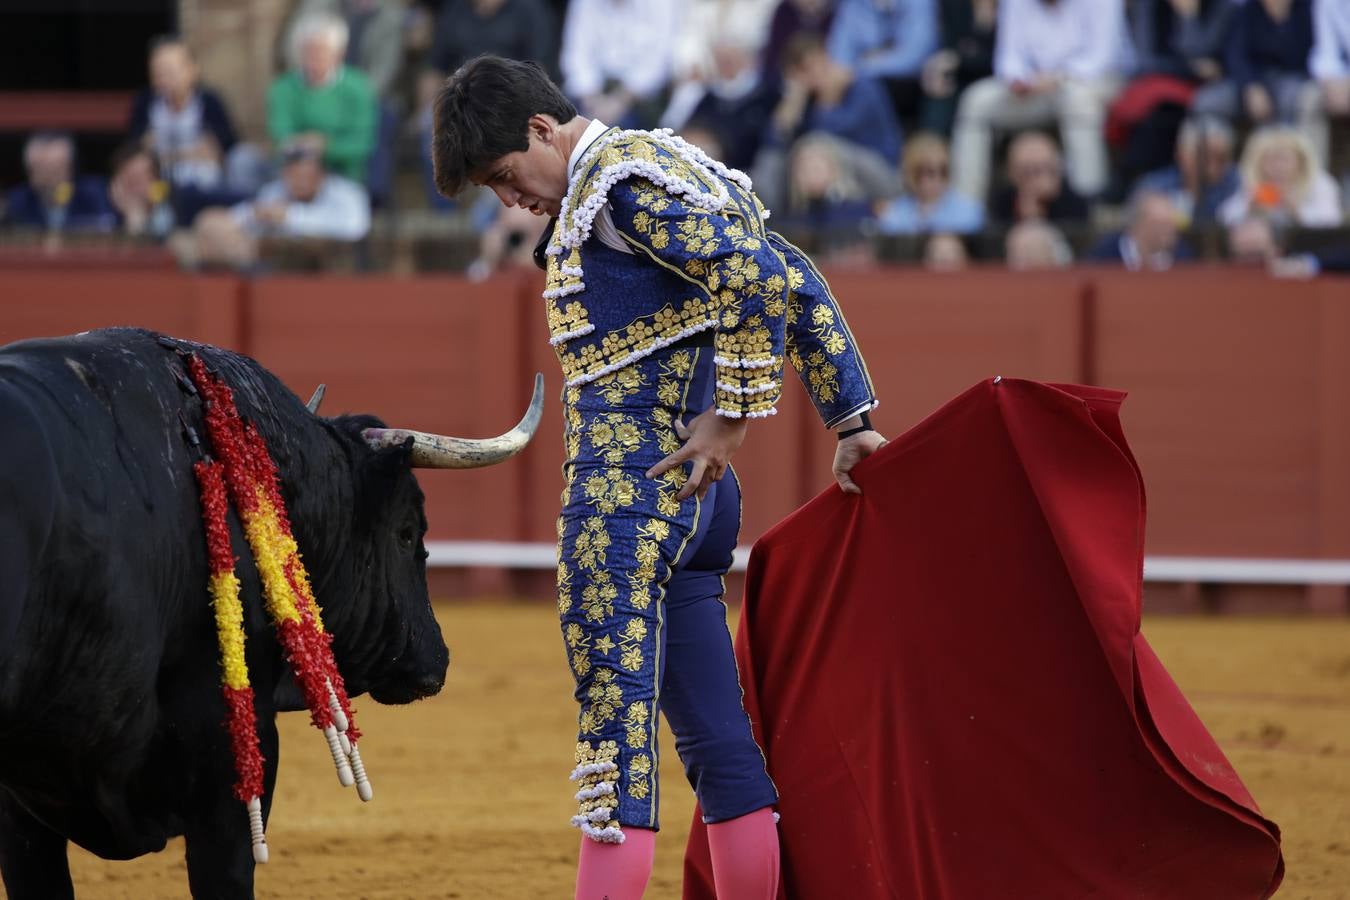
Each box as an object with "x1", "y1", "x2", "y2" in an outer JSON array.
[{"x1": 684, "y1": 379, "x2": 1283, "y2": 899}]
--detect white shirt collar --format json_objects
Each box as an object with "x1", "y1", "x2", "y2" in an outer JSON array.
[{"x1": 568, "y1": 118, "x2": 609, "y2": 181}]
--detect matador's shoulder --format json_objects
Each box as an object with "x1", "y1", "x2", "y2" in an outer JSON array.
[{"x1": 553, "y1": 128, "x2": 756, "y2": 252}]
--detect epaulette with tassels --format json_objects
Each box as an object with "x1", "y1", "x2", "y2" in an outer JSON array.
[{"x1": 186, "y1": 353, "x2": 369, "y2": 865}]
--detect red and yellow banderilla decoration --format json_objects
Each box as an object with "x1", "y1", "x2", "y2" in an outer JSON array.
[{"x1": 186, "y1": 354, "x2": 369, "y2": 865}]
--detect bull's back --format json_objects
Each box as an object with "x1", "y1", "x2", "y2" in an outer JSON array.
[{"x1": 0, "y1": 331, "x2": 201, "y2": 739}]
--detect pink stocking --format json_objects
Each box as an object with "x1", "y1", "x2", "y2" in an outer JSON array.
[
  {"x1": 575, "y1": 827, "x2": 657, "y2": 900},
  {"x1": 707, "y1": 807, "x2": 781, "y2": 899}
]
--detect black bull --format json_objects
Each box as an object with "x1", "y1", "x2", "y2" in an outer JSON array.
[{"x1": 0, "y1": 328, "x2": 541, "y2": 898}]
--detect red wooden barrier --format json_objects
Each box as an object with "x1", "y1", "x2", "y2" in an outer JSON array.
[{"x1": 2, "y1": 267, "x2": 1346, "y2": 586}]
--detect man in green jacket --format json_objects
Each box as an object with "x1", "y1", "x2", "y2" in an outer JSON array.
[{"x1": 268, "y1": 11, "x2": 377, "y2": 183}]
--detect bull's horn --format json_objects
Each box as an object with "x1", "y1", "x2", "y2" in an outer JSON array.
[
  {"x1": 362, "y1": 373, "x2": 544, "y2": 469},
  {"x1": 306, "y1": 384, "x2": 326, "y2": 414}
]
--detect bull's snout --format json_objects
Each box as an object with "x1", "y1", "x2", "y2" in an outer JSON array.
[{"x1": 369, "y1": 637, "x2": 448, "y2": 705}]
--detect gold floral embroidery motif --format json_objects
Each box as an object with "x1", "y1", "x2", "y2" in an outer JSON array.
[
  {"x1": 581, "y1": 570, "x2": 618, "y2": 623},
  {"x1": 617, "y1": 617, "x2": 648, "y2": 672},
  {"x1": 579, "y1": 669, "x2": 624, "y2": 734},
  {"x1": 677, "y1": 216, "x2": 720, "y2": 257},
  {"x1": 564, "y1": 621, "x2": 591, "y2": 676},
  {"x1": 654, "y1": 350, "x2": 692, "y2": 410},
  {"x1": 630, "y1": 210, "x2": 669, "y2": 250},
  {"x1": 809, "y1": 305, "x2": 848, "y2": 356},
  {"x1": 582, "y1": 469, "x2": 640, "y2": 514},
  {"x1": 574, "y1": 516, "x2": 611, "y2": 572},
  {"x1": 588, "y1": 413, "x2": 645, "y2": 465},
  {"x1": 629, "y1": 517, "x2": 670, "y2": 610},
  {"x1": 623, "y1": 701, "x2": 650, "y2": 749},
  {"x1": 594, "y1": 634, "x2": 616, "y2": 656},
  {"x1": 596, "y1": 367, "x2": 645, "y2": 405},
  {"x1": 724, "y1": 220, "x2": 762, "y2": 252},
  {"x1": 558, "y1": 560, "x2": 574, "y2": 615},
  {"x1": 627, "y1": 753, "x2": 653, "y2": 800},
  {"x1": 805, "y1": 351, "x2": 841, "y2": 403}
]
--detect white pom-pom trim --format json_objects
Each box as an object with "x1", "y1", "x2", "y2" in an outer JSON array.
[
  {"x1": 569, "y1": 760, "x2": 619, "y2": 781},
  {"x1": 548, "y1": 324, "x2": 595, "y2": 346},
  {"x1": 577, "y1": 821, "x2": 626, "y2": 843},
  {"x1": 571, "y1": 807, "x2": 616, "y2": 824},
  {"x1": 575, "y1": 781, "x2": 617, "y2": 802},
  {"x1": 715, "y1": 380, "x2": 779, "y2": 397},
  {"x1": 716, "y1": 406, "x2": 778, "y2": 419},
  {"x1": 714, "y1": 355, "x2": 780, "y2": 370},
  {"x1": 542, "y1": 282, "x2": 586, "y2": 300}
]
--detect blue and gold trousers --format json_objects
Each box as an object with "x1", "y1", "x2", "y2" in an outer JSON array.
[{"x1": 556, "y1": 340, "x2": 778, "y2": 843}]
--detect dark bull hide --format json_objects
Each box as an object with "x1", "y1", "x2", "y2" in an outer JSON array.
[{"x1": 0, "y1": 328, "x2": 542, "y2": 898}]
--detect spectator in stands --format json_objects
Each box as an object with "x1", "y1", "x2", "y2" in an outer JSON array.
[
  {"x1": 669, "y1": 0, "x2": 776, "y2": 98},
  {"x1": 1217, "y1": 125, "x2": 1343, "y2": 227},
  {"x1": 1226, "y1": 215, "x2": 1283, "y2": 263},
  {"x1": 662, "y1": 29, "x2": 780, "y2": 172},
  {"x1": 923, "y1": 231, "x2": 971, "y2": 270},
  {"x1": 281, "y1": 0, "x2": 407, "y2": 107},
  {"x1": 560, "y1": 0, "x2": 680, "y2": 128},
  {"x1": 1108, "y1": 0, "x2": 1237, "y2": 196},
  {"x1": 989, "y1": 131, "x2": 1090, "y2": 226},
  {"x1": 427, "y1": 0, "x2": 558, "y2": 80},
  {"x1": 1088, "y1": 189, "x2": 1194, "y2": 270},
  {"x1": 2, "y1": 132, "x2": 114, "y2": 232},
  {"x1": 1128, "y1": 0, "x2": 1236, "y2": 83},
  {"x1": 756, "y1": 32, "x2": 903, "y2": 211},
  {"x1": 919, "y1": 0, "x2": 998, "y2": 135},
  {"x1": 1309, "y1": 0, "x2": 1350, "y2": 163},
  {"x1": 107, "y1": 143, "x2": 175, "y2": 239},
  {"x1": 876, "y1": 132, "x2": 984, "y2": 235},
  {"x1": 1134, "y1": 115, "x2": 1240, "y2": 225},
  {"x1": 761, "y1": 0, "x2": 835, "y2": 82},
  {"x1": 128, "y1": 36, "x2": 248, "y2": 191},
  {"x1": 826, "y1": 0, "x2": 939, "y2": 123},
  {"x1": 780, "y1": 134, "x2": 877, "y2": 233},
  {"x1": 466, "y1": 202, "x2": 550, "y2": 281},
  {"x1": 951, "y1": 0, "x2": 1130, "y2": 202},
  {"x1": 185, "y1": 139, "x2": 370, "y2": 268},
  {"x1": 1005, "y1": 219, "x2": 1074, "y2": 269},
  {"x1": 1191, "y1": 0, "x2": 1322, "y2": 149},
  {"x1": 268, "y1": 12, "x2": 378, "y2": 183}
]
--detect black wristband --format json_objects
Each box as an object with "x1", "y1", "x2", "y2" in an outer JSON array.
[{"x1": 836, "y1": 411, "x2": 873, "y2": 440}]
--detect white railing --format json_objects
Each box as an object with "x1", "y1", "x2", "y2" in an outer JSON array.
[{"x1": 425, "y1": 542, "x2": 1350, "y2": 584}]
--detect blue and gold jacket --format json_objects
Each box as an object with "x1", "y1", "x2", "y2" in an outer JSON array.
[{"x1": 542, "y1": 128, "x2": 876, "y2": 427}]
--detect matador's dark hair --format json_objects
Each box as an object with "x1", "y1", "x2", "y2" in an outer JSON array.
[{"x1": 430, "y1": 54, "x2": 577, "y2": 198}]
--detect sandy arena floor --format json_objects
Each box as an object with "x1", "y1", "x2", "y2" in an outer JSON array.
[{"x1": 61, "y1": 604, "x2": 1350, "y2": 899}]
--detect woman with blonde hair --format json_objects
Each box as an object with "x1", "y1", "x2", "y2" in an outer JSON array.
[
  {"x1": 1218, "y1": 126, "x2": 1342, "y2": 227},
  {"x1": 877, "y1": 131, "x2": 984, "y2": 234}
]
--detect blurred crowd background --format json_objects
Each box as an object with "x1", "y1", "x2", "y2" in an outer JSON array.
[{"x1": 2, "y1": 0, "x2": 1349, "y2": 277}]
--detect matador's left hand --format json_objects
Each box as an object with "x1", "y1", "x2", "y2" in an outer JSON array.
[
  {"x1": 646, "y1": 407, "x2": 748, "y2": 502},
  {"x1": 833, "y1": 431, "x2": 888, "y2": 495}
]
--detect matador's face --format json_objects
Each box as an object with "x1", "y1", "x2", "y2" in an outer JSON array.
[{"x1": 476, "y1": 116, "x2": 570, "y2": 218}]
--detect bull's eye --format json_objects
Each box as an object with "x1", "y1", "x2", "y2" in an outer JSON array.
[{"x1": 398, "y1": 526, "x2": 414, "y2": 547}]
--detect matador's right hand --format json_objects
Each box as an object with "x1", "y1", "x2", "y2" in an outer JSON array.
[{"x1": 645, "y1": 407, "x2": 748, "y2": 502}]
